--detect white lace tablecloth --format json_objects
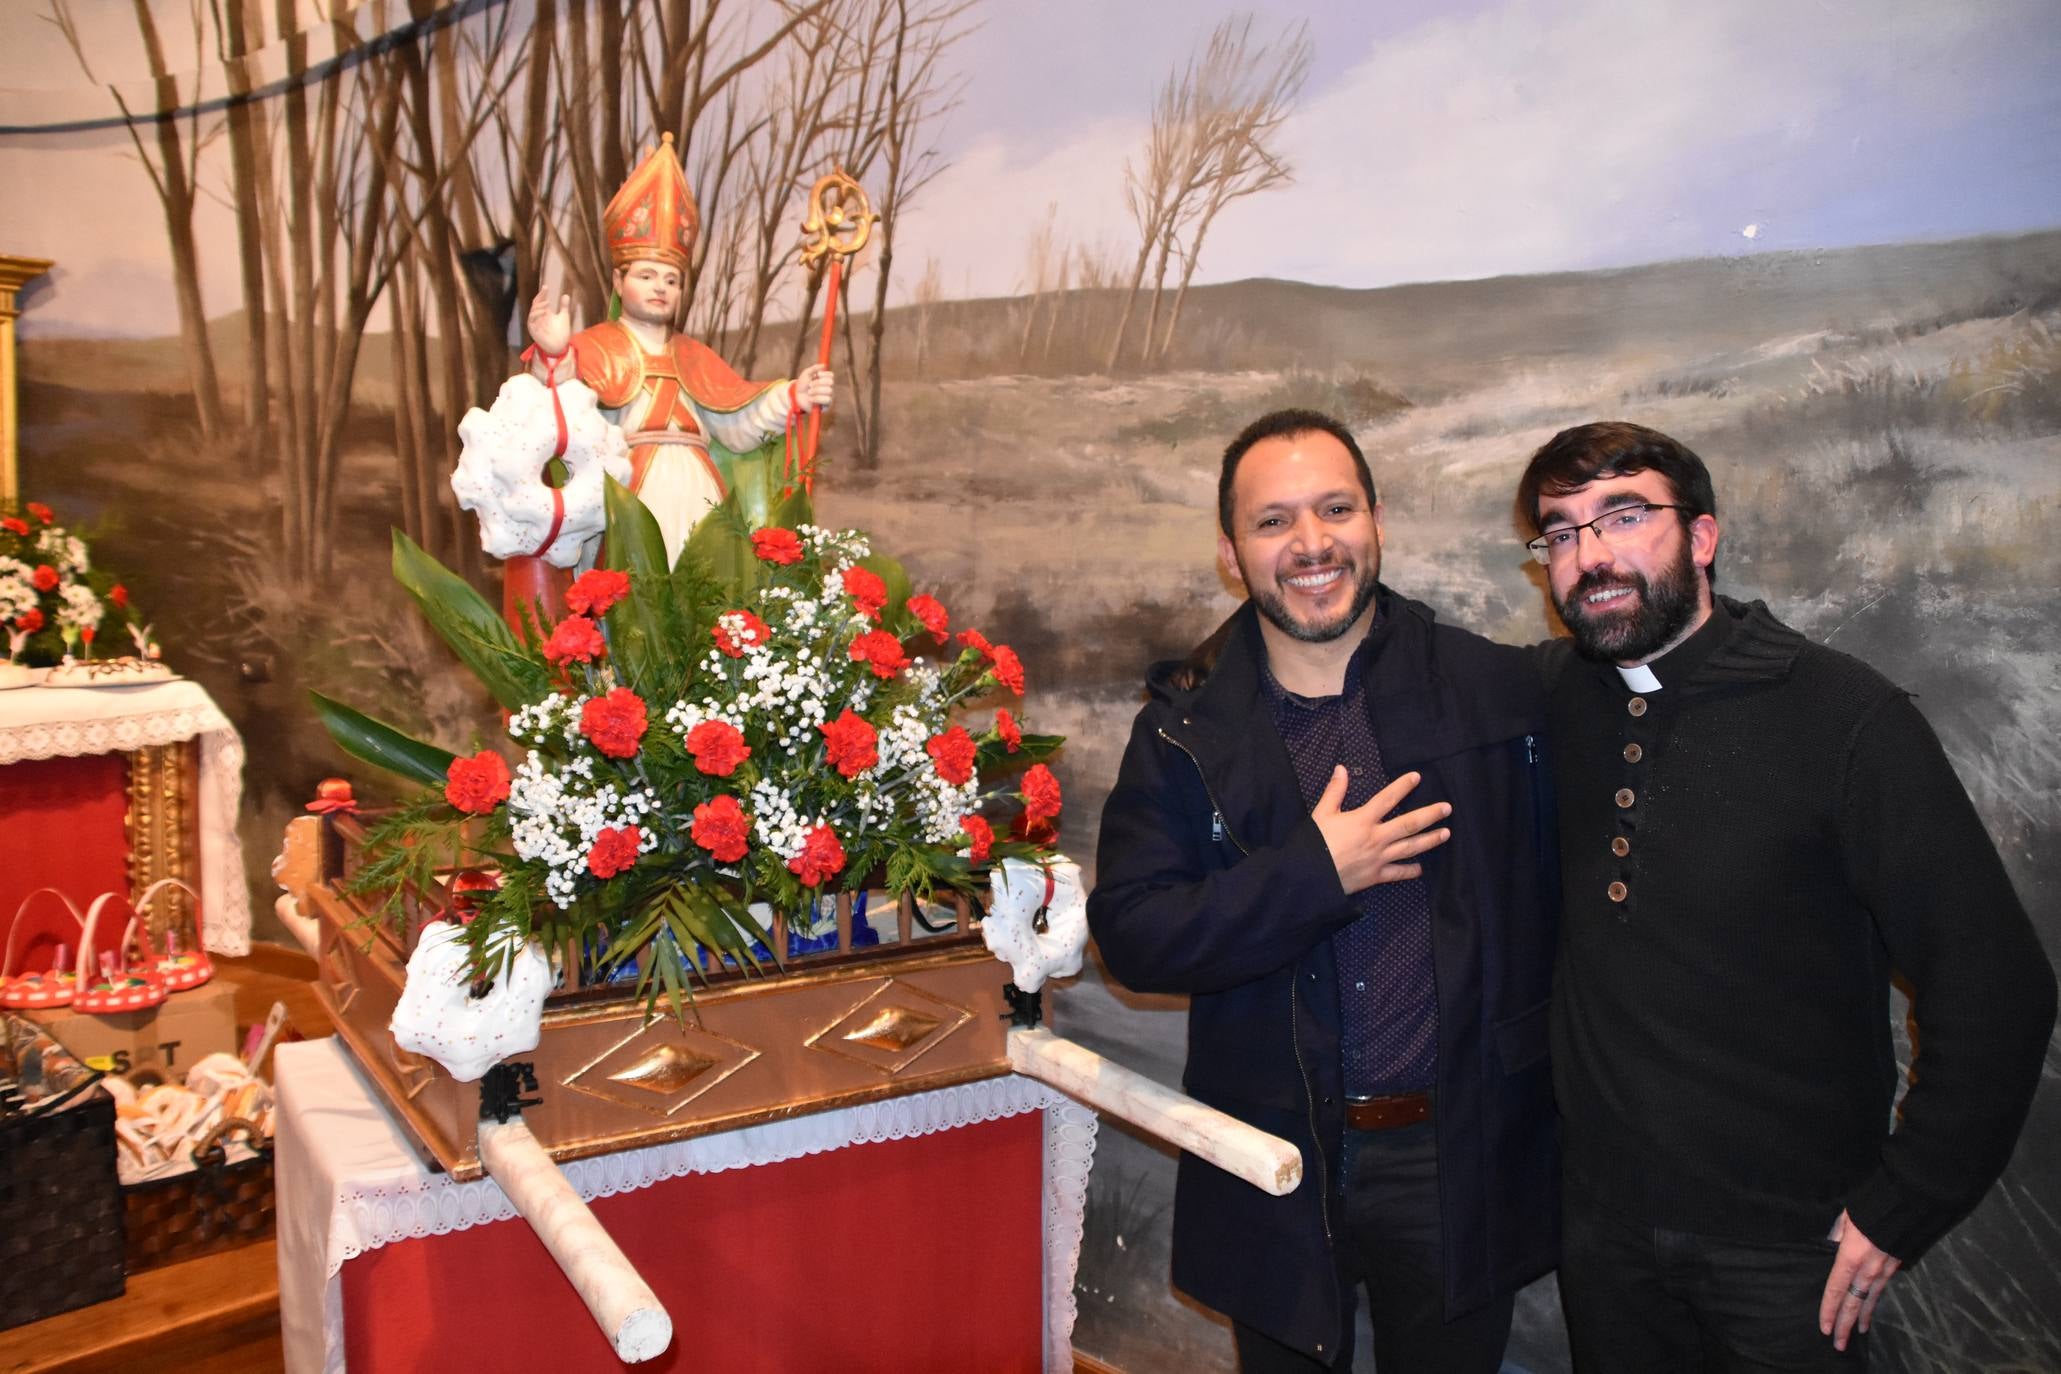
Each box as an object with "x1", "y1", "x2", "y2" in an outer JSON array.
[
  {"x1": 274, "y1": 1036, "x2": 1097, "y2": 1374},
  {"x1": 0, "y1": 678, "x2": 251, "y2": 955}
]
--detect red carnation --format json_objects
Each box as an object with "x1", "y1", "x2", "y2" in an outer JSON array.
[
  {"x1": 586, "y1": 825, "x2": 642, "y2": 879},
  {"x1": 110, "y1": 584, "x2": 129, "y2": 609},
  {"x1": 751, "y1": 527, "x2": 804, "y2": 565},
  {"x1": 14, "y1": 608, "x2": 44, "y2": 633},
  {"x1": 960, "y1": 815, "x2": 994, "y2": 863},
  {"x1": 26, "y1": 503, "x2": 53, "y2": 525},
  {"x1": 80, "y1": 627, "x2": 95, "y2": 646},
  {"x1": 925, "y1": 725, "x2": 977, "y2": 785},
  {"x1": 1020, "y1": 763, "x2": 1062, "y2": 822},
  {"x1": 819, "y1": 709, "x2": 879, "y2": 779},
  {"x1": 31, "y1": 565, "x2": 58, "y2": 593},
  {"x1": 989, "y1": 644, "x2": 1025, "y2": 695},
  {"x1": 712, "y1": 609, "x2": 771, "y2": 658},
  {"x1": 848, "y1": 628, "x2": 909, "y2": 680},
  {"x1": 565, "y1": 568, "x2": 631, "y2": 617},
  {"x1": 907, "y1": 594, "x2": 948, "y2": 638},
  {"x1": 691, "y1": 794, "x2": 751, "y2": 863},
  {"x1": 0, "y1": 517, "x2": 26, "y2": 536},
  {"x1": 543, "y1": 614, "x2": 607, "y2": 665},
  {"x1": 579, "y1": 687, "x2": 649, "y2": 759},
  {"x1": 444, "y1": 750, "x2": 512, "y2": 814},
  {"x1": 994, "y1": 708, "x2": 1022, "y2": 753},
  {"x1": 787, "y1": 824, "x2": 846, "y2": 887},
  {"x1": 686, "y1": 719, "x2": 751, "y2": 777},
  {"x1": 958, "y1": 628, "x2": 993, "y2": 657},
  {"x1": 843, "y1": 566, "x2": 888, "y2": 621}
]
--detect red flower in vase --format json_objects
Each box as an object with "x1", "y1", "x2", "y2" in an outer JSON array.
[
  {"x1": 15, "y1": 608, "x2": 44, "y2": 634},
  {"x1": 26, "y1": 503, "x2": 53, "y2": 525},
  {"x1": 819, "y1": 710, "x2": 879, "y2": 778},
  {"x1": 0, "y1": 517, "x2": 27, "y2": 536},
  {"x1": 691, "y1": 795, "x2": 751, "y2": 863},
  {"x1": 580, "y1": 688, "x2": 649, "y2": 759},
  {"x1": 994, "y1": 708, "x2": 1022, "y2": 753},
  {"x1": 787, "y1": 824, "x2": 846, "y2": 887},
  {"x1": 1020, "y1": 763, "x2": 1062, "y2": 822},
  {"x1": 925, "y1": 726, "x2": 977, "y2": 786},
  {"x1": 686, "y1": 720, "x2": 751, "y2": 777},
  {"x1": 565, "y1": 568, "x2": 631, "y2": 617},
  {"x1": 907, "y1": 594, "x2": 949, "y2": 638},
  {"x1": 848, "y1": 629, "x2": 909, "y2": 680},
  {"x1": 110, "y1": 584, "x2": 129, "y2": 609},
  {"x1": 750, "y1": 528, "x2": 804, "y2": 565},
  {"x1": 960, "y1": 815, "x2": 994, "y2": 862},
  {"x1": 586, "y1": 825, "x2": 642, "y2": 879},
  {"x1": 843, "y1": 566, "x2": 888, "y2": 621},
  {"x1": 543, "y1": 614, "x2": 606, "y2": 665},
  {"x1": 32, "y1": 565, "x2": 58, "y2": 593},
  {"x1": 988, "y1": 645, "x2": 1025, "y2": 695},
  {"x1": 712, "y1": 610, "x2": 771, "y2": 658},
  {"x1": 445, "y1": 750, "x2": 512, "y2": 814}
]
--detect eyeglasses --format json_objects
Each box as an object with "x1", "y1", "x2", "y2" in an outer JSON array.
[{"x1": 1525, "y1": 504, "x2": 1689, "y2": 565}]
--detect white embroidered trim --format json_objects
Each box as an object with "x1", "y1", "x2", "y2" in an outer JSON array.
[{"x1": 1042, "y1": 1098, "x2": 1098, "y2": 1372}]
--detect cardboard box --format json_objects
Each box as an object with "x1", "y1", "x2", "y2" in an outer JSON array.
[{"x1": 28, "y1": 978, "x2": 237, "y2": 1078}]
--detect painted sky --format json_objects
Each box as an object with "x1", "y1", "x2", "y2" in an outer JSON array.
[{"x1": 1, "y1": 0, "x2": 2057, "y2": 335}]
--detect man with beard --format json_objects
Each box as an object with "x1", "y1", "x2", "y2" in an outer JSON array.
[
  {"x1": 1518, "y1": 421, "x2": 2054, "y2": 1371},
  {"x1": 1089, "y1": 409, "x2": 1561, "y2": 1371}
]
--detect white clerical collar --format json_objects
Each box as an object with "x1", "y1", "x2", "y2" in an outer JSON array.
[{"x1": 1615, "y1": 662, "x2": 1663, "y2": 693}]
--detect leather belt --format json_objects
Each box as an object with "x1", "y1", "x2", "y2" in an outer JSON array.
[{"x1": 1345, "y1": 1090, "x2": 1431, "y2": 1131}]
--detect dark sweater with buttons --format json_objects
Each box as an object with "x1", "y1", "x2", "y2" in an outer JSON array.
[{"x1": 1547, "y1": 596, "x2": 2054, "y2": 1261}]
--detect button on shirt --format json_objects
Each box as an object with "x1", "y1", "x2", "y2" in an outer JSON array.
[{"x1": 1261, "y1": 629, "x2": 1437, "y2": 1096}]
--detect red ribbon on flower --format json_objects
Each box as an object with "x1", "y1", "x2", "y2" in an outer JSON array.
[{"x1": 520, "y1": 343, "x2": 571, "y2": 556}]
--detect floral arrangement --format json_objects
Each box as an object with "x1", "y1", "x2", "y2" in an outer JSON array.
[
  {"x1": 1, "y1": 500, "x2": 150, "y2": 667},
  {"x1": 314, "y1": 483, "x2": 1062, "y2": 1017}
]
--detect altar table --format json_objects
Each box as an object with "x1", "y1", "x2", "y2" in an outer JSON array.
[
  {"x1": 274, "y1": 1036, "x2": 1097, "y2": 1373},
  {"x1": 0, "y1": 677, "x2": 250, "y2": 956}
]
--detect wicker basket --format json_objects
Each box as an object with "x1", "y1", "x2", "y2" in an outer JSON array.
[
  {"x1": 0, "y1": 1085, "x2": 127, "y2": 1330},
  {"x1": 121, "y1": 1117, "x2": 275, "y2": 1274}
]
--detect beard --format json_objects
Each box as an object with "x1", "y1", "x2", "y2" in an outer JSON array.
[
  {"x1": 1245, "y1": 549, "x2": 1382, "y2": 645},
  {"x1": 1556, "y1": 543, "x2": 1701, "y2": 663}
]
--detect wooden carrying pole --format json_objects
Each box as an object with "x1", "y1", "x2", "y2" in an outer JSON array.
[
  {"x1": 477, "y1": 1118, "x2": 674, "y2": 1362},
  {"x1": 1008, "y1": 1027, "x2": 1303, "y2": 1197}
]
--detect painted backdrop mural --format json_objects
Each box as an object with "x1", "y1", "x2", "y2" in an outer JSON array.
[{"x1": 3, "y1": 2, "x2": 2058, "y2": 1370}]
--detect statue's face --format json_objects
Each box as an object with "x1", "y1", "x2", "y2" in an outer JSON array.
[{"x1": 614, "y1": 260, "x2": 682, "y2": 326}]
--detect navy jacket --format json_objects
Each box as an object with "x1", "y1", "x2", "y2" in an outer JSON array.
[{"x1": 1087, "y1": 592, "x2": 1560, "y2": 1357}]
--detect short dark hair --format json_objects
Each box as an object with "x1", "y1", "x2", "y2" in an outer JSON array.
[
  {"x1": 1219, "y1": 409, "x2": 1378, "y2": 535},
  {"x1": 1518, "y1": 420, "x2": 1718, "y2": 582}
]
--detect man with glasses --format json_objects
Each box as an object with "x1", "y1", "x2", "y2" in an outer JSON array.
[{"x1": 1517, "y1": 421, "x2": 2054, "y2": 1371}]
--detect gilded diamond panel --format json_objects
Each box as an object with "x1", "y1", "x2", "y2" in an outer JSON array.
[
  {"x1": 805, "y1": 980, "x2": 973, "y2": 1075},
  {"x1": 565, "y1": 1021, "x2": 760, "y2": 1117}
]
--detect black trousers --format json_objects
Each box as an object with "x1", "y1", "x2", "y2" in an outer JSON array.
[
  {"x1": 1234, "y1": 1122, "x2": 1513, "y2": 1374},
  {"x1": 1560, "y1": 1188, "x2": 1868, "y2": 1373}
]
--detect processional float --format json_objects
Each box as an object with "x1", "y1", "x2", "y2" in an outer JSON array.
[{"x1": 280, "y1": 146, "x2": 1295, "y2": 1365}]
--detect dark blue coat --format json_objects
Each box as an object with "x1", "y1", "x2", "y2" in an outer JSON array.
[{"x1": 1087, "y1": 592, "x2": 1560, "y2": 1358}]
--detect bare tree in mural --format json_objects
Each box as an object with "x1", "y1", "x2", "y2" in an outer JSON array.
[
  {"x1": 826, "y1": 0, "x2": 973, "y2": 470},
  {"x1": 48, "y1": 0, "x2": 229, "y2": 443},
  {"x1": 1152, "y1": 19, "x2": 1308, "y2": 365},
  {"x1": 1105, "y1": 15, "x2": 1310, "y2": 373}
]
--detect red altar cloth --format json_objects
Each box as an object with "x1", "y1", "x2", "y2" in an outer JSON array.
[
  {"x1": 0, "y1": 753, "x2": 130, "y2": 966},
  {"x1": 338, "y1": 1112, "x2": 1045, "y2": 1372}
]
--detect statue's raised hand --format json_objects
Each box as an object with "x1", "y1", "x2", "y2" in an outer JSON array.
[
  {"x1": 791, "y1": 363, "x2": 834, "y2": 411},
  {"x1": 528, "y1": 284, "x2": 573, "y2": 356}
]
